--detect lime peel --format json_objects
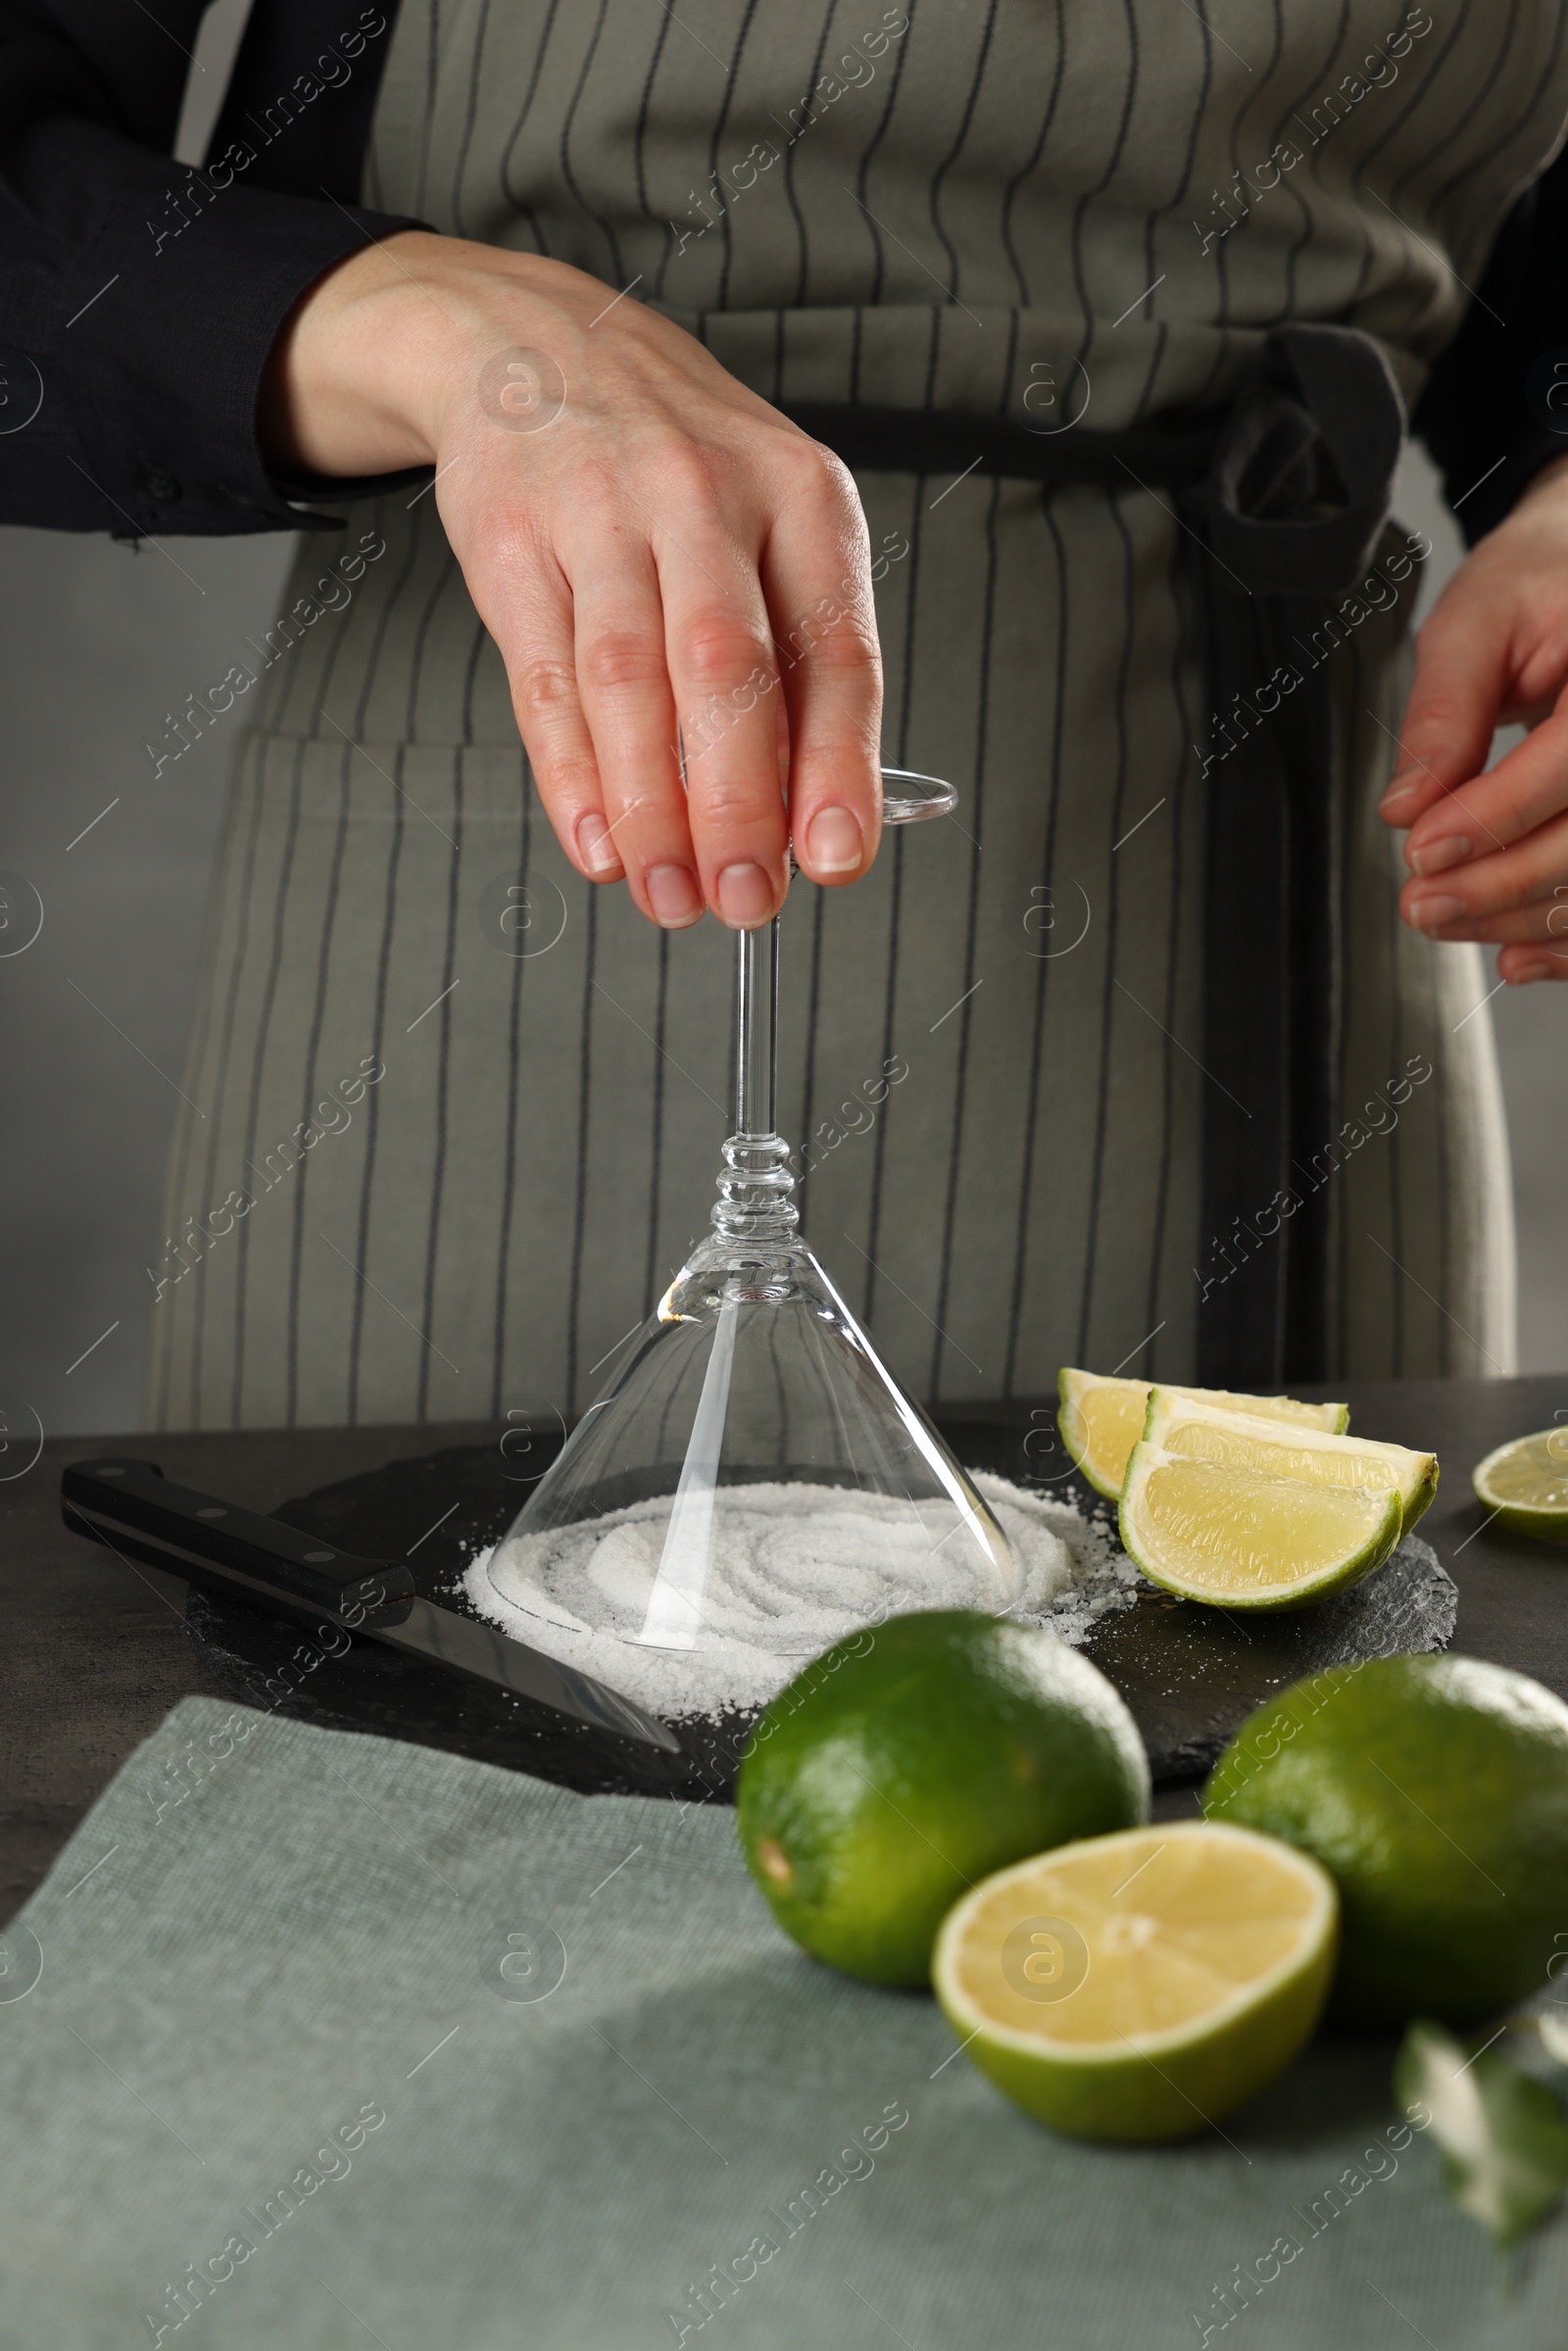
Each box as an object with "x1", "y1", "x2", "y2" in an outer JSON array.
[
  {"x1": 1119, "y1": 1444, "x2": 1402, "y2": 1609},
  {"x1": 1204, "y1": 1653, "x2": 1568, "y2": 2027},
  {"x1": 933, "y1": 1822, "x2": 1338, "y2": 2141},
  {"x1": 1145, "y1": 1391, "x2": 1437, "y2": 1536},
  {"x1": 1473, "y1": 1430, "x2": 1568, "y2": 1543},
  {"x1": 736, "y1": 1611, "x2": 1150, "y2": 1987},
  {"x1": 1056, "y1": 1367, "x2": 1348, "y2": 1500}
]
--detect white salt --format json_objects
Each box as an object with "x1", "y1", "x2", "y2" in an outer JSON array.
[{"x1": 464, "y1": 1471, "x2": 1136, "y2": 1723}]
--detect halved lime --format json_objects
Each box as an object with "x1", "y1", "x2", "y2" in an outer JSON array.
[
  {"x1": 1145, "y1": 1391, "x2": 1437, "y2": 1536},
  {"x1": 1056, "y1": 1367, "x2": 1348, "y2": 1500},
  {"x1": 932, "y1": 1822, "x2": 1338, "y2": 2140},
  {"x1": 1473, "y1": 1431, "x2": 1568, "y2": 1543},
  {"x1": 1119, "y1": 1445, "x2": 1402, "y2": 1608}
]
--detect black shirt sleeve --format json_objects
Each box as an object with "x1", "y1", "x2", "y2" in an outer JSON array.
[
  {"x1": 0, "y1": 0, "x2": 425, "y2": 540},
  {"x1": 1414, "y1": 128, "x2": 1568, "y2": 545}
]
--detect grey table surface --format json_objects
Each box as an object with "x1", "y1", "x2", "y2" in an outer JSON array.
[{"x1": 5, "y1": 1377, "x2": 1567, "y2": 1927}]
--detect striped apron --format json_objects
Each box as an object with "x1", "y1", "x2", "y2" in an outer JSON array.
[{"x1": 148, "y1": 0, "x2": 1558, "y2": 1433}]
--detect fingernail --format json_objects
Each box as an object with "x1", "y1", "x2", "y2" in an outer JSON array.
[
  {"x1": 715, "y1": 861, "x2": 776, "y2": 928},
  {"x1": 645, "y1": 863, "x2": 703, "y2": 927},
  {"x1": 1510, "y1": 960, "x2": 1556, "y2": 983},
  {"x1": 575, "y1": 812, "x2": 621, "y2": 875},
  {"x1": 804, "y1": 805, "x2": 863, "y2": 875},
  {"x1": 1378, "y1": 772, "x2": 1421, "y2": 815},
  {"x1": 1409, "y1": 893, "x2": 1467, "y2": 933},
  {"x1": 1408, "y1": 835, "x2": 1472, "y2": 878}
]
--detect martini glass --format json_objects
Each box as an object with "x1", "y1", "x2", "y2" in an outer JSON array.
[{"x1": 487, "y1": 768, "x2": 1018, "y2": 1692}]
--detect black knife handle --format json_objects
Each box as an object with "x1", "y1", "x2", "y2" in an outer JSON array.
[{"x1": 60, "y1": 1457, "x2": 415, "y2": 1628}]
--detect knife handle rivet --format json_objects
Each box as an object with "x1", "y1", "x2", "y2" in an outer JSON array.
[
  {"x1": 99, "y1": 1466, "x2": 124, "y2": 1478},
  {"x1": 196, "y1": 1506, "x2": 227, "y2": 1520},
  {"x1": 303, "y1": 1549, "x2": 335, "y2": 1564}
]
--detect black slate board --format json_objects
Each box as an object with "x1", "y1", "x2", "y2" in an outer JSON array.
[
  {"x1": 182, "y1": 1418, "x2": 1455, "y2": 1794},
  {"x1": 1076, "y1": 1541, "x2": 1454, "y2": 1778}
]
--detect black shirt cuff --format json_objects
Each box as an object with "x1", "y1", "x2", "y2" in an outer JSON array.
[{"x1": 0, "y1": 113, "x2": 429, "y2": 538}]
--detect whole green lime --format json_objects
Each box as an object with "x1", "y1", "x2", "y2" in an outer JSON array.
[
  {"x1": 735, "y1": 1609, "x2": 1150, "y2": 1986},
  {"x1": 1204, "y1": 1652, "x2": 1568, "y2": 2027}
]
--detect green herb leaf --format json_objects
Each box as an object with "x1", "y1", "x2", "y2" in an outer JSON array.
[{"x1": 1395, "y1": 2019, "x2": 1568, "y2": 2249}]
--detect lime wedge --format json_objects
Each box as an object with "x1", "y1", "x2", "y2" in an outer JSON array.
[
  {"x1": 1145, "y1": 1391, "x2": 1437, "y2": 1536},
  {"x1": 1473, "y1": 1431, "x2": 1568, "y2": 1543},
  {"x1": 1056, "y1": 1368, "x2": 1348, "y2": 1500},
  {"x1": 932, "y1": 1822, "x2": 1338, "y2": 2140},
  {"x1": 1119, "y1": 1445, "x2": 1402, "y2": 1607}
]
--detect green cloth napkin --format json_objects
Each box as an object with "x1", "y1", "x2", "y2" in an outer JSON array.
[{"x1": 2, "y1": 1696, "x2": 1564, "y2": 2349}]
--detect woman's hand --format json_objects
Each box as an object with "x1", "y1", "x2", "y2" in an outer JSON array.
[
  {"x1": 262, "y1": 230, "x2": 882, "y2": 930},
  {"x1": 1379, "y1": 453, "x2": 1568, "y2": 982}
]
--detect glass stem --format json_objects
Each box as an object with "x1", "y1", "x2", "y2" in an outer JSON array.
[
  {"x1": 734, "y1": 916, "x2": 778, "y2": 1138},
  {"x1": 712, "y1": 917, "x2": 797, "y2": 1243}
]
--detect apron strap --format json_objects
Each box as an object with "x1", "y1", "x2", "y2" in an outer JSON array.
[
  {"x1": 1188, "y1": 324, "x2": 1405, "y2": 1386},
  {"x1": 781, "y1": 323, "x2": 1407, "y2": 1386}
]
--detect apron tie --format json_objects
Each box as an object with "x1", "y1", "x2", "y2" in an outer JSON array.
[{"x1": 782, "y1": 321, "x2": 1408, "y2": 1387}]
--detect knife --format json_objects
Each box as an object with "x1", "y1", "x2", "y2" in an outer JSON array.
[{"x1": 60, "y1": 1456, "x2": 681, "y2": 1757}]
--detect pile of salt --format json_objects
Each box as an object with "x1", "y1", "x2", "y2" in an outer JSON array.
[{"x1": 466, "y1": 1471, "x2": 1136, "y2": 1723}]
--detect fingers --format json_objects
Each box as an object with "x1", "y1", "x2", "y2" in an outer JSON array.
[
  {"x1": 1401, "y1": 699, "x2": 1568, "y2": 878},
  {"x1": 1497, "y1": 940, "x2": 1568, "y2": 983},
  {"x1": 1408, "y1": 888, "x2": 1568, "y2": 978},
  {"x1": 487, "y1": 483, "x2": 801, "y2": 930},
  {"x1": 568, "y1": 529, "x2": 705, "y2": 929},
  {"x1": 1378, "y1": 578, "x2": 1513, "y2": 832},
  {"x1": 653, "y1": 468, "x2": 792, "y2": 929},
  {"x1": 1413, "y1": 894, "x2": 1568, "y2": 945},
  {"x1": 1382, "y1": 490, "x2": 1568, "y2": 985},
  {"x1": 1402, "y1": 806, "x2": 1568, "y2": 937},
  {"x1": 502, "y1": 552, "x2": 632, "y2": 892},
  {"x1": 761, "y1": 449, "x2": 883, "y2": 888},
  {"x1": 494, "y1": 494, "x2": 768, "y2": 933},
  {"x1": 454, "y1": 381, "x2": 883, "y2": 930}
]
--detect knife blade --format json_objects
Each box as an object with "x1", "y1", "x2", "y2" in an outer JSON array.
[{"x1": 60, "y1": 1456, "x2": 681, "y2": 1756}]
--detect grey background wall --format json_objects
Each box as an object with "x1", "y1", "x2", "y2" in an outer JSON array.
[{"x1": 1, "y1": 5, "x2": 1563, "y2": 1440}]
